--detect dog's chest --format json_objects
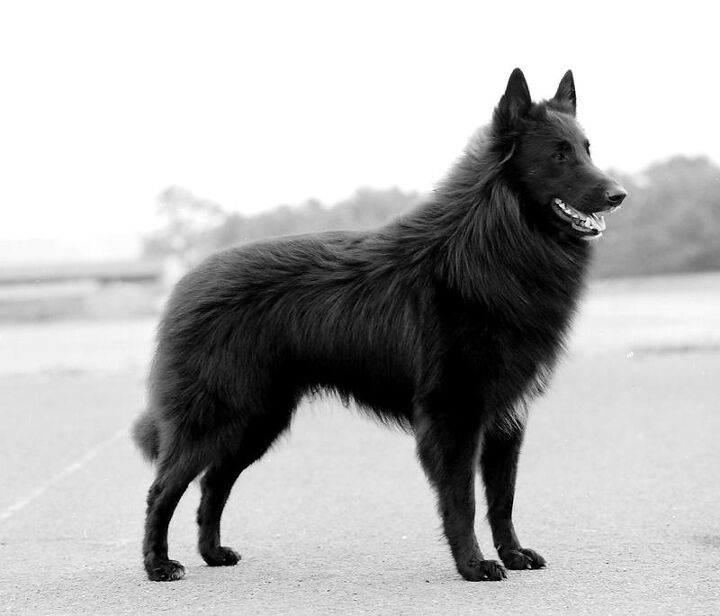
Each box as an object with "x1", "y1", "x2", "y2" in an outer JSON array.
[{"x1": 445, "y1": 288, "x2": 575, "y2": 398}]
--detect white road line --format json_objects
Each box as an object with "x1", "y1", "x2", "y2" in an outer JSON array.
[{"x1": 0, "y1": 425, "x2": 129, "y2": 524}]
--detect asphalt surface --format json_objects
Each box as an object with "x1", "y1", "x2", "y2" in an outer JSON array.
[{"x1": 1, "y1": 275, "x2": 719, "y2": 615}]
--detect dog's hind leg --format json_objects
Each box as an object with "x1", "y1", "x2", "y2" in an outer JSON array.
[
  {"x1": 197, "y1": 406, "x2": 295, "y2": 567},
  {"x1": 143, "y1": 450, "x2": 206, "y2": 582},
  {"x1": 479, "y1": 425, "x2": 546, "y2": 570},
  {"x1": 414, "y1": 404, "x2": 506, "y2": 582},
  {"x1": 197, "y1": 455, "x2": 246, "y2": 567}
]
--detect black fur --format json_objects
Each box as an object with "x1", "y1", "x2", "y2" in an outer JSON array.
[
  {"x1": 132, "y1": 411, "x2": 160, "y2": 462},
  {"x1": 133, "y1": 69, "x2": 626, "y2": 582}
]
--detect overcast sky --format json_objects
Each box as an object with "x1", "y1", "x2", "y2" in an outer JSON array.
[{"x1": 1, "y1": 1, "x2": 718, "y2": 261}]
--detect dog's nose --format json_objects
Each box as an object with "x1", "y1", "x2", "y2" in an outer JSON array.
[{"x1": 606, "y1": 186, "x2": 627, "y2": 205}]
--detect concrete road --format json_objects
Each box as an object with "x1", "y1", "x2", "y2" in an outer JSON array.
[{"x1": 1, "y1": 276, "x2": 719, "y2": 615}]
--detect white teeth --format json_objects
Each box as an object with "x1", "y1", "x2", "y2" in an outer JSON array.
[{"x1": 552, "y1": 197, "x2": 606, "y2": 234}]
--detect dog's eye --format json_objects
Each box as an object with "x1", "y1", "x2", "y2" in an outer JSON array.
[{"x1": 552, "y1": 152, "x2": 567, "y2": 162}]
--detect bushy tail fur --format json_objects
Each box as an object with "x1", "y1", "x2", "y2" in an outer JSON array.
[{"x1": 132, "y1": 411, "x2": 160, "y2": 462}]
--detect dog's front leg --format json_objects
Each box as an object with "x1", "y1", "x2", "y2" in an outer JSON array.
[
  {"x1": 414, "y1": 407, "x2": 506, "y2": 581},
  {"x1": 479, "y1": 425, "x2": 546, "y2": 570}
]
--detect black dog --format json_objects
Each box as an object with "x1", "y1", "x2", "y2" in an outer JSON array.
[{"x1": 133, "y1": 68, "x2": 626, "y2": 582}]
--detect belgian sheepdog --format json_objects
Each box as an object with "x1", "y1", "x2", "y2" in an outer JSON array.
[{"x1": 133, "y1": 69, "x2": 627, "y2": 582}]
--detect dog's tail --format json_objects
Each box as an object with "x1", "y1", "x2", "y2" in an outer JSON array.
[{"x1": 132, "y1": 411, "x2": 161, "y2": 463}]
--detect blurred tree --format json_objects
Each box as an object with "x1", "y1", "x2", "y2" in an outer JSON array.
[
  {"x1": 144, "y1": 157, "x2": 720, "y2": 278},
  {"x1": 593, "y1": 156, "x2": 720, "y2": 277},
  {"x1": 188, "y1": 187, "x2": 421, "y2": 256},
  {"x1": 144, "y1": 186, "x2": 227, "y2": 266}
]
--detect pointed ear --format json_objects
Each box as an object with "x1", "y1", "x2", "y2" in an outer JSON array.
[
  {"x1": 495, "y1": 68, "x2": 531, "y2": 127},
  {"x1": 553, "y1": 70, "x2": 576, "y2": 115}
]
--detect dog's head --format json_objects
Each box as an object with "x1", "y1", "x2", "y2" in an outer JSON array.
[{"x1": 493, "y1": 69, "x2": 626, "y2": 240}]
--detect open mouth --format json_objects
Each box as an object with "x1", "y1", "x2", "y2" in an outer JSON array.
[{"x1": 551, "y1": 198, "x2": 607, "y2": 240}]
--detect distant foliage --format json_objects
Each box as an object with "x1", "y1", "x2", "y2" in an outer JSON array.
[
  {"x1": 144, "y1": 156, "x2": 720, "y2": 278},
  {"x1": 144, "y1": 186, "x2": 226, "y2": 266},
  {"x1": 144, "y1": 187, "x2": 421, "y2": 263},
  {"x1": 592, "y1": 156, "x2": 720, "y2": 277}
]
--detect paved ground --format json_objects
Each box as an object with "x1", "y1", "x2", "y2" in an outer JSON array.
[{"x1": 1, "y1": 275, "x2": 719, "y2": 615}]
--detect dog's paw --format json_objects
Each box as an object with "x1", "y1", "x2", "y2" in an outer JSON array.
[
  {"x1": 458, "y1": 558, "x2": 508, "y2": 581},
  {"x1": 499, "y1": 547, "x2": 546, "y2": 570},
  {"x1": 145, "y1": 557, "x2": 186, "y2": 582},
  {"x1": 202, "y1": 546, "x2": 241, "y2": 567}
]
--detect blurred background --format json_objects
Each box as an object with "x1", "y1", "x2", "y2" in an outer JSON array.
[
  {"x1": 1, "y1": 1, "x2": 719, "y2": 326},
  {"x1": 1, "y1": 3, "x2": 720, "y2": 612}
]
